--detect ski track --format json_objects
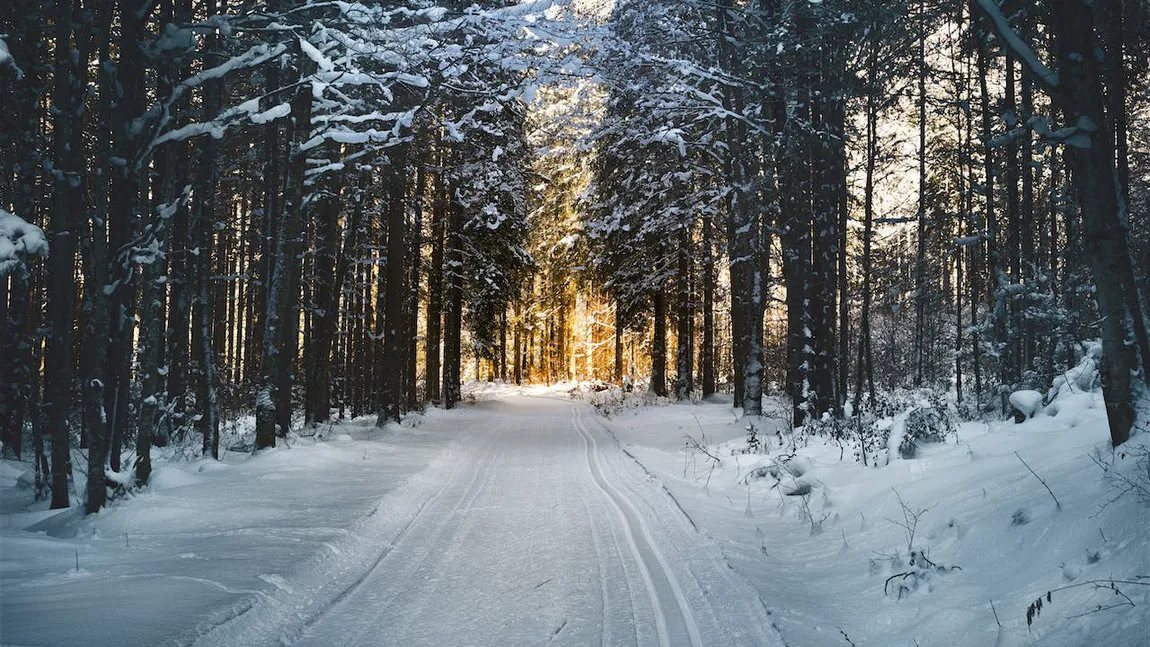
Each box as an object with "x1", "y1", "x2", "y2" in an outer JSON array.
[
  {"x1": 573, "y1": 404, "x2": 702, "y2": 647},
  {"x1": 187, "y1": 397, "x2": 783, "y2": 647}
]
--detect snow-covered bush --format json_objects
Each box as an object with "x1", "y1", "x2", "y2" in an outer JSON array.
[
  {"x1": 892, "y1": 391, "x2": 957, "y2": 459},
  {"x1": 576, "y1": 380, "x2": 676, "y2": 417},
  {"x1": 799, "y1": 389, "x2": 957, "y2": 466},
  {"x1": 1009, "y1": 389, "x2": 1044, "y2": 422}
]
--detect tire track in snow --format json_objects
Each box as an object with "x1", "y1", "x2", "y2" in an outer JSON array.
[
  {"x1": 572, "y1": 405, "x2": 704, "y2": 647},
  {"x1": 182, "y1": 428, "x2": 498, "y2": 647}
]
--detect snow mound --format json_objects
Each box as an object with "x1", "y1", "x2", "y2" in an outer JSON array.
[
  {"x1": 1009, "y1": 390, "x2": 1044, "y2": 419},
  {"x1": 148, "y1": 466, "x2": 201, "y2": 491}
]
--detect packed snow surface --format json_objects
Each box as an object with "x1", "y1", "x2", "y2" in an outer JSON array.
[{"x1": 2, "y1": 398, "x2": 781, "y2": 646}]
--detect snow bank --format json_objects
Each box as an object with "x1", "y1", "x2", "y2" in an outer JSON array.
[
  {"x1": 604, "y1": 376, "x2": 1149, "y2": 646},
  {"x1": 147, "y1": 465, "x2": 202, "y2": 491},
  {"x1": 0, "y1": 209, "x2": 48, "y2": 277},
  {"x1": 0, "y1": 413, "x2": 461, "y2": 646}
]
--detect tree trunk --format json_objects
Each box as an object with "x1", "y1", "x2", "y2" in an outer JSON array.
[
  {"x1": 651, "y1": 288, "x2": 667, "y2": 397},
  {"x1": 304, "y1": 148, "x2": 350, "y2": 426},
  {"x1": 976, "y1": 32, "x2": 1003, "y2": 392},
  {"x1": 914, "y1": 0, "x2": 929, "y2": 386},
  {"x1": 378, "y1": 143, "x2": 409, "y2": 425},
  {"x1": 442, "y1": 197, "x2": 464, "y2": 408},
  {"x1": 701, "y1": 211, "x2": 716, "y2": 397},
  {"x1": 853, "y1": 70, "x2": 878, "y2": 413},
  {"x1": 82, "y1": 0, "x2": 112, "y2": 510},
  {"x1": 614, "y1": 298, "x2": 624, "y2": 384},
  {"x1": 780, "y1": 80, "x2": 812, "y2": 424},
  {"x1": 193, "y1": 10, "x2": 222, "y2": 457},
  {"x1": 1047, "y1": 2, "x2": 1146, "y2": 446},
  {"x1": 406, "y1": 157, "x2": 425, "y2": 410},
  {"x1": 46, "y1": 0, "x2": 84, "y2": 509},
  {"x1": 675, "y1": 227, "x2": 693, "y2": 400},
  {"x1": 255, "y1": 50, "x2": 311, "y2": 447},
  {"x1": 425, "y1": 154, "x2": 445, "y2": 404},
  {"x1": 104, "y1": 0, "x2": 148, "y2": 475},
  {"x1": 514, "y1": 300, "x2": 523, "y2": 385}
]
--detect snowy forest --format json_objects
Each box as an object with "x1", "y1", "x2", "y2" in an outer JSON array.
[{"x1": 2, "y1": 0, "x2": 1150, "y2": 645}]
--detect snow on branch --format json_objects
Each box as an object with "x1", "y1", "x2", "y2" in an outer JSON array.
[
  {"x1": 971, "y1": 0, "x2": 1059, "y2": 94},
  {"x1": 0, "y1": 209, "x2": 48, "y2": 277},
  {"x1": 0, "y1": 37, "x2": 24, "y2": 79},
  {"x1": 139, "y1": 42, "x2": 288, "y2": 162}
]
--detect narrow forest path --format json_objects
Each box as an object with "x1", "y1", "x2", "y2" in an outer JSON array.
[{"x1": 198, "y1": 397, "x2": 784, "y2": 647}]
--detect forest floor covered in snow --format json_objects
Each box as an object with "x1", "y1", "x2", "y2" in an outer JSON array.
[
  {"x1": 2, "y1": 374, "x2": 1149, "y2": 646},
  {"x1": 0, "y1": 413, "x2": 462, "y2": 646},
  {"x1": 576, "y1": 382, "x2": 1150, "y2": 646}
]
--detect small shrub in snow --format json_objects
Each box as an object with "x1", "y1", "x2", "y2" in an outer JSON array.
[
  {"x1": 742, "y1": 424, "x2": 762, "y2": 454},
  {"x1": 1024, "y1": 578, "x2": 1150, "y2": 629},
  {"x1": 882, "y1": 549, "x2": 961, "y2": 599},
  {"x1": 1089, "y1": 439, "x2": 1150, "y2": 512},
  {"x1": 683, "y1": 431, "x2": 722, "y2": 485},
  {"x1": 877, "y1": 491, "x2": 960, "y2": 599},
  {"x1": 1010, "y1": 507, "x2": 1030, "y2": 526},
  {"x1": 797, "y1": 491, "x2": 829, "y2": 536}
]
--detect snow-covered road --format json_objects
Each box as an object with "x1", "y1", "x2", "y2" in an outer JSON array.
[
  {"x1": 209, "y1": 397, "x2": 782, "y2": 647},
  {"x1": 2, "y1": 396, "x2": 783, "y2": 646}
]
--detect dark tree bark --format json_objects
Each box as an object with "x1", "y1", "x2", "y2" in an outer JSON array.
[
  {"x1": 442, "y1": 196, "x2": 464, "y2": 408},
  {"x1": 613, "y1": 298, "x2": 624, "y2": 384},
  {"x1": 425, "y1": 151, "x2": 445, "y2": 404},
  {"x1": 81, "y1": 0, "x2": 112, "y2": 510},
  {"x1": 405, "y1": 156, "x2": 425, "y2": 410},
  {"x1": 514, "y1": 300, "x2": 523, "y2": 385},
  {"x1": 304, "y1": 147, "x2": 350, "y2": 426},
  {"x1": 853, "y1": 59, "x2": 879, "y2": 413},
  {"x1": 779, "y1": 68, "x2": 813, "y2": 425},
  {"x1": 651, "y1": 287, "x2": 668, "y2": 397},
  {"x1": 975, "y1": 30, "x2": 1003, "y2": 387},
  {"x1": 914, "y1": 0, "x2": 929, "y2": 387},
  {"x1": 809, "y1": 73, "x2": 843, "y2": 420},
  {"x1": 701, "y1": 212, "x2": 716, "y2": 397},
  {"x1": 193, "y1": 0, "x2": 222, "y2": 457},
  {"x1": 675, "y1": 227, "x2": 693, "y2": 400},
  {"x1": 378, "y1": 142, "x2": 409, "y2": 425},
  {"x1": 46, "y1": 0, "x2": 85, "y2": 509},
  {"x1": 104, "y1": 0, "x2": 150, "y2": 475},
  {"x1": 717, "y1": 0, "x2": 746, "y2": 405},
  {"x1": 1004, "y1": 54, "x2": 1022, "y2": 386},
  {"x1": 137, "y1": 0, "x2": 185, "y2": 482},
  {"x1": 255, "y1": 49, "x2": 312, "y2": 447}
]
